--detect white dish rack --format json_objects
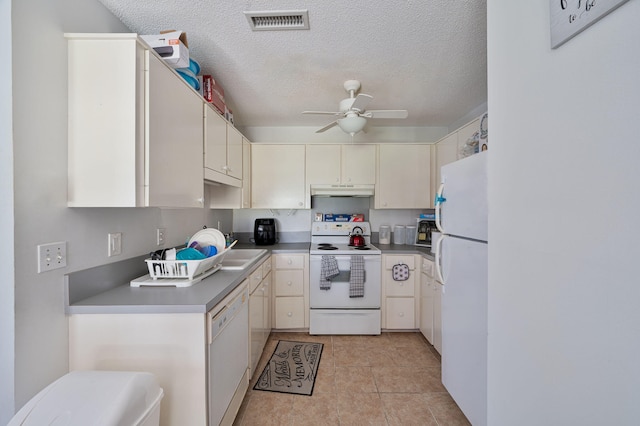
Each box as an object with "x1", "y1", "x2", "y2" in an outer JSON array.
[{"x1": 130, "y1": 248, "x2": 231, "y2": 288}]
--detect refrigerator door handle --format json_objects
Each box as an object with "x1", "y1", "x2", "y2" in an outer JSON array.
[
  {"x1": 434, "y1": 233, "x2": 445, "y2": 286},
  {"x1": 434, "y1": 183, "x2": 446, "y2": 233}
]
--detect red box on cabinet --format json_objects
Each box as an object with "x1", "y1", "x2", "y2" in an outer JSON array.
[{"x1": 202, "y1": 75, "x2": 226, "y2": 114}]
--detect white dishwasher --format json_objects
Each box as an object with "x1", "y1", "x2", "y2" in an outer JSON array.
[{"x1": 208, "y1": 282, "x2": 249, "y2": 426}]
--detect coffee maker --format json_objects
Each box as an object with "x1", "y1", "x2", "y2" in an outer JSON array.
[
  {"x1": 415, "y1": 218, "x2": 437, "y2": 247},
  {"x1": 254, "y1": 218, "x2": 277, "y2": 245}
]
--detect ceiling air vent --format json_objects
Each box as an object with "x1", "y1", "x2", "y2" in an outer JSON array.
[{"x1": 244, "y1": 10, "x2": 310, "y2": 31}]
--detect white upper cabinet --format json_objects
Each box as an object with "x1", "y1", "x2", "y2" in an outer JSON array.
[
  {"x1": 251, "y1": 144, "x2": 307, "y2": 209},
  {"x1": 376, "y1": 144, "x2": 431, "y2": 209},
  {"x1": 66, "y1": 34, "x2": 204, "y2": 208},
  {"x1": 435, "y1": 132, "x2": 458, "y2": 188},
  {"x1": 204, "y1": 105, "x2": 243, "y2": 187},
  {"x1": 306, "y1": 144, "x2": 376, "y2": 186},
  {"x1": 241, "y1": 138, "x2": 252, "y2": 208},
  {"x1": 434, "y1": 116, "x2": 482, "y2": 206}
]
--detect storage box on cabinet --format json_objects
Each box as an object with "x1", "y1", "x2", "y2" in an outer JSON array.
[
  {"x1": 382, "y1": 254, "x2": 419, "y2": 329},
  {"x1": 272, "y1": 254, "x2": 308, "y2": 329},
  {"x1": 66, "y1": 33, "x2": 204, "y2": 208}
]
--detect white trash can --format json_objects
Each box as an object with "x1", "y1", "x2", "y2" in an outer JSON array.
[{"x1": 9, "y1": 371, "x2": 164, "y2": 426}]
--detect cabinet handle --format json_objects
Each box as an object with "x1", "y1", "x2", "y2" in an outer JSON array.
[
  {"x1": 197, "y1": 197, "x2": 204, "y2": 205},
  {"x1": 298, "y1": 201, "x2": 303, "y2": 207},
  {"x1": 287, "y1": 259, "x2": 293, "y2": 265},
  {"x1": 399, "y1": 282, "x2": 404, "y2": 286},
  {"x1": 287, "y1": 312, "x2": 293, "y2": 317},
  {"x1": 287, "y1": 281, "x2": 292, "y2": 286},
  {"x1": 399, "y1": 312, "x2": 405, "y2": 317},
  {"x1": 347, "y1": 177, "x2": 352, "y2": 182}
]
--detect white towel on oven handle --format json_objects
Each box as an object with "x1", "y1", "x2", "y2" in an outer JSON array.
[
  {"x1": 320, "y1": 255, "x2": 339, "y2": 290},
  {"x1": 349, "y1": 255, "x2": 365, "y2": 298}
]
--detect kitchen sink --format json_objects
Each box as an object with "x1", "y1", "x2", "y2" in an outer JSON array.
[{"x1": 219, "y1": 249, "x2": 268, "y2": 270}]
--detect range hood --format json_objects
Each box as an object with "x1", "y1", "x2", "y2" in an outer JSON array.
[{"x1": 310, "y1": 184, "x2": 375, "y2": 197}]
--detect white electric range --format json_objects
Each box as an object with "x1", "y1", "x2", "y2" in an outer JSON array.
[{"x1": 309, "y1": 221, "x2": 382, "y2": 335}]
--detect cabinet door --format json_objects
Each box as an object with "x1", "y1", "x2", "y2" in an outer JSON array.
[
  {"x1": 434, "y1": 282, "x2": 443, "y2": 354},
  {"x1": 420, "y1": 272, "x2": 435, "y2": 344},
  {"x1": 306, "y1": 145, "x2": 341, "y2": 185},
  {"x1": 147, "y1": 53, "x2": 204, "y2": 207},
  {"x1": 204, "y1": 105, "x2": 228, "y2": 178},
  {"x1": 242, "y1": 139, "x2": 251, "y2": 208},
  {"x1": 275, "y1": 297, "x2": 305, "y2": 328},
  {"x1": 249, "y1": 285, "x2": 264, "y2": 376},
  {"x1": 436, "y1": 132, "x2": 458, "y2": 188},
  {"x1": 376, "y1": 144, "x2": 431, "y2": 208},
  {"x1": 274, "y1": 270, "x2": 305, "y2": 296},
  {"x1": 386, "y1": 297, "x2": 415, "y2": 329},
  {"x1": 226, "y1": 125, "x2": 243, "y2": 180},
  {"x1": 262, "y1": 271, "x2": 272, "y2": 339},
  {"x1": 341, "y1": 144, "x2": 376, "y2": 184},
  {"x1": 251, "y1": 144, "x2": 306, "y2": 208}
]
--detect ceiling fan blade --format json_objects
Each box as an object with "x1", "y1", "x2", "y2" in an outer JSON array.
[
  {"x1": 364, "y1": 109, "x2": 408, "y2": 119},
  {"x1": 316, "y1": 120, "x2": 339, "y2": 133},
  {"x1": 349, "y1": 94, "x2": 373, "y2": 112},
  {"x1": 302, "y1": 111, "x2": 342, "y2": 116}
]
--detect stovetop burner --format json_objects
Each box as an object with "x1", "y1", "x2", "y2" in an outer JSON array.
[
  {"x1": 352, "y1": 246, "x2": 371, "y2": 250},
  {"x1": 316, "y1": 245, "x2": 338, "y2": 250}
]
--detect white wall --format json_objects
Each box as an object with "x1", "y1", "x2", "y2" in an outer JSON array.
[
  {"x1": 240, "y1": 125, "x2": 449, "y2": 144},
  {"x1": 233, "y1": 197, "x2": 426, "y2": 243},
  {"x1": 6, "y1": 0, "x2": 232, "y2": 416},
  {"x1": 488, "y1": 1, "x2": 640, "y2": 424},
  {"x1": 0, "y1": 0, "x2": 15, "y2": 422}
]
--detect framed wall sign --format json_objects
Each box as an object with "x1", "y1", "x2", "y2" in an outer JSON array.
[{"x1": 550, "y1": 0, "x2": 630, "y2": 48}]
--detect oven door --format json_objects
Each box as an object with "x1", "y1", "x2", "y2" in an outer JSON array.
[{"x1": 309, "y1": 255, "x2": 381, "y2": 308}]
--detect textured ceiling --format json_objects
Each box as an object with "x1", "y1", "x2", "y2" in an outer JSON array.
[{"x1": 98, "y1": 0, "x2": 487, "y2": 132}]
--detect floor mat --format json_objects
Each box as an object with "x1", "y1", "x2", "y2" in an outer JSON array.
[{"x1": 253, "y1": 340, "x2": 323, "y2": 396}]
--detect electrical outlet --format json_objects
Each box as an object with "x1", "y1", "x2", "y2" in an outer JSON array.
[
  {"x1": 156, "y1": 228, "x2": 166, "y2": 246},
  {"x1": 108, "y1": 233, "x2": 122, "y2": 257},
  {"x1": 37, "y1": 242, "x2": 67, "y2": 273}
]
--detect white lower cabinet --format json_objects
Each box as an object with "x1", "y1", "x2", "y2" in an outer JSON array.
[
  {"x1": 419, "y1": 256, "x2": 442, "y2": 353},
  {"x1": 272, "y1": 253, "x2": 309, "y2": 329},
  {"x1": 249, "y1": 256, "x2": 271, "y2": 378},
  {"x1": 433, "y1": 273, "x2": 443, "y2": 355},
  {"x1": 69, "y1": 282, "x2": 252, "y2": 426},
  {"x1": 382, "y1": 254, "x2": 419, "y2": 329}
]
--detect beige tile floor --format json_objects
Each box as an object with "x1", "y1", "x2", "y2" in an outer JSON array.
[{"x1": 234, "y1": 332, "x2": 470, "y2": 425}]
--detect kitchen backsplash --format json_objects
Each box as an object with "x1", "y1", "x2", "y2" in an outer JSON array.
[{"x1": 232, "y1": 198, "x2": 431, "y2": 244}]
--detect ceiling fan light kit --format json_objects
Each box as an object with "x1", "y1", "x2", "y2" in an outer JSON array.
[
  {"x1": 337, "y1": 116, "x2": 367, "y2": 136},
  {"x1": 302, "y1": 80, "x2": 408, "y2": 136}
]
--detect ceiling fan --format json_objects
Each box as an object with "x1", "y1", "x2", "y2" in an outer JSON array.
[{"x1": 302, "y1": 80, "x2": 408, "y2": 136}]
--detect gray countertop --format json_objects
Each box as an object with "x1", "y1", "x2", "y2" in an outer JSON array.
[
  {"x1": 66, "y1": 242, "x2": 434, "y2": 315},
  {"x1": 66, "y1": 243, "x2": 309, "y2": 315}
]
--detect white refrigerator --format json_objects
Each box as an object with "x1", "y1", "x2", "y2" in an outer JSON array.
[{"x1": 434, "y1": 151, "x2": 488, "y2": 426}]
